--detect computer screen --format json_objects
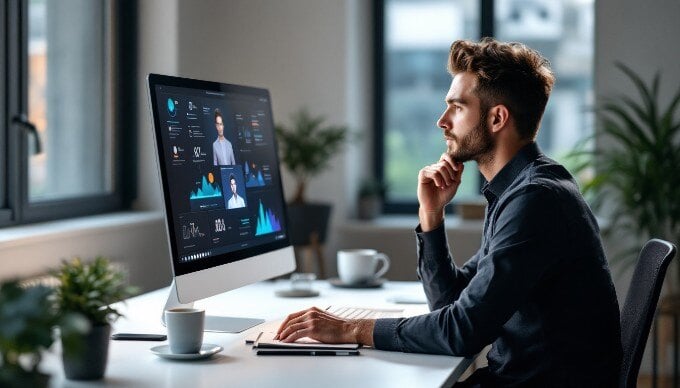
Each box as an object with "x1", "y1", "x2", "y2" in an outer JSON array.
[{"x1": 148, "y1": 74, "x2": 296, "y2": 331}]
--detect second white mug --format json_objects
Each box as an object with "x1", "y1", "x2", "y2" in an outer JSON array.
[{"x1": 337, "y1": 249, "x2": 390, "y2": 284}]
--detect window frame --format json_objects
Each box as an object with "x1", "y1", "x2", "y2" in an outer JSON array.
[
  {"x1": 372, "y1": 0, "x2": 494, "y2": 214},
  {"x1": 1, "y1": 0, "x2": 138, "y2": 227}
]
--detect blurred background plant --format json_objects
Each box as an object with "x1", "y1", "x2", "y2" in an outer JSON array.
[
  {"x1": 568, "y1": 63, "x2": 680, "y2": 285},
  {"x1": 357, "y1": 178, "x2": 388, "y2": 220},
  {"x1": 275, "y1": 108, "x2": 351, "y2": 204}
]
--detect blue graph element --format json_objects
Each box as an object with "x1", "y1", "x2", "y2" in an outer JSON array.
[
  {"x1": 167, "y1": 98, "x2": 176, "y2": 117},
  {"x1": 189, "y1": 176, "x2": 222, "y2": 200},
  {"x1": 255, "y1": 201, "x2": 282, "y2": 235},
  {"x1": 245, "y1": 162, "x2": 266, "y2": 187}
]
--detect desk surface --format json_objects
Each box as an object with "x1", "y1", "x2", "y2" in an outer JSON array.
[{"x1": 41, "y1": 280, "x2": 471, "y2": 387}]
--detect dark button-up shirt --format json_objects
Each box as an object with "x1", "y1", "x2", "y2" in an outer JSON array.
[{"x1": 373, "y1": 143, "x2": 622, "y2": 387}]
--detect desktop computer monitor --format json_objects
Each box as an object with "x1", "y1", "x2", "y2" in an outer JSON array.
[{"x1": 147, "y1": 73, "x2": 296, "y2": 332}]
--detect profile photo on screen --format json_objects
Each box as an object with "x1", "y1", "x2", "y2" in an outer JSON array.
[
  {"x1": 220, "y1": 166, "x2": 246, "y2": 210},
  {"x1": 212, "y1": 108, "x2": 236, "y2": 166}
]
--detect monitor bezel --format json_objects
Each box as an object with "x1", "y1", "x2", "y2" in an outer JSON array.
[{"x1": 148, "y1": 73, "x2": 291, "y2": 278}]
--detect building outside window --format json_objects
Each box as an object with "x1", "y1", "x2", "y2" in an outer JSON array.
[{"x1": 377, "y1": 0, "x2": 594, "y2": 213}]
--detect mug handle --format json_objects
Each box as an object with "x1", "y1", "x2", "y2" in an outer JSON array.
[{"x1": 373, "y1": 253, "x2": 390, "y2": 279}]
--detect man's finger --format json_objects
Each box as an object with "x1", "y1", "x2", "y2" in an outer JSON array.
[
  {"x1": 430, "y1": 165, "x2": 453, "y2": 187},
  {"x1": 278, "y1": 321, "x2": 310, "y2": 342},
  {"x1": 276, "y1": 308, "x2": 311, "y2": 334},
  {"x1": 280, "y1": 326, "x2": 313, "y2": 343}
]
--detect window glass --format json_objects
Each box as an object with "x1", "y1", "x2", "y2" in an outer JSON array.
[
  {"x1": 28, "y1": 0, "x2": 112, "y2": 201},
  {"x1": 495, "y1": 0, "x2": 594, "y2": 166},
  {"x1": 383, "y1": 0, "x2": 480, "y2": 203}
]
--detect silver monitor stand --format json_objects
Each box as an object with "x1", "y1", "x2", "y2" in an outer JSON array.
[{"x1": 160, "y1": 280, "x2": 264, "y2": 333}]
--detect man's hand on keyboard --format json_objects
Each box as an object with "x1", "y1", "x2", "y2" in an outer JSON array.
[{"x1": 275, "y1": 306, "x2": 375, "y2": 346}]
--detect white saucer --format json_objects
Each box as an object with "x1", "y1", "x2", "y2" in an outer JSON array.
[
  {"x1": 275, "y1": 289, "x2": 320, "y2": 298},
  {"x1": 328, "y1": 277, "x2": 386, "y2": 289},
  {"x1": 150, "y1": 344, "x2": 223, "y2": 360}
]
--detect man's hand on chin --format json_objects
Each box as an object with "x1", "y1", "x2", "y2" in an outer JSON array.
[{"x1": 417, "y1": 153, "x2": 464, "y2": 231}]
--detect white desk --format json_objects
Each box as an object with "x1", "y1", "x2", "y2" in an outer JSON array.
[{"x1": 41, "y1": 280, "x2": 472, "y2": 387}]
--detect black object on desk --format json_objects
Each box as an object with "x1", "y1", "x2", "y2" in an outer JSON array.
[
  {"x1": 111, "y1": 333, "x2": 167, "y2": 341},
  {"x1": 257, "y1": 349, "x2": 359, "y2": 356}
]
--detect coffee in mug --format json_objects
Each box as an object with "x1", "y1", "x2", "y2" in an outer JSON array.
[
  {"x1": 165, "y1": 307, "x2": 205, "y2": 354},
  {"x1": 337, "y1": 249, "x2": 390, "y2": 284}
]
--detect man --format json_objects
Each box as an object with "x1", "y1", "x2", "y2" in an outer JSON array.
[
  {"x1": 227, "y1": 174, "x2": 245, "y2": 209},
  {"x1": 276, "y1": 38, "x2": 622, "y2": 386},
  {"x1": 213, "y1": 109, "x2": 236, "y2": 165}
]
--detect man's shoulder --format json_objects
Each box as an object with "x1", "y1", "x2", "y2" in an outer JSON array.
[
  {"x1": 508, "y1": 157, "x2": 578, "y2": 197},
  {"x1": 499, "y1": 158, "x2": 594, "y2": 225}
]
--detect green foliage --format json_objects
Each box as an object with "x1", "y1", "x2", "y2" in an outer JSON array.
[
  {"x1": 52, "y1": 257, "x2": 138, "y2": 326},
  {"x1": 569, "y1": 63, "x2": 680, "y2": 277},
  {"x1": 0, "y1": 280, "x2": 86, "y2": 386},
  {"x1": 275, "y1": 108, "x2": 350, "y2": 203},
  {"x1": 0, "y1": 281, "x2": 56, "y2": 375}
]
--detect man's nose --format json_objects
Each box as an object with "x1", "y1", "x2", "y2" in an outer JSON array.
[{"x1": 437, "y1": 112, "x2": 450, "y2": 130}]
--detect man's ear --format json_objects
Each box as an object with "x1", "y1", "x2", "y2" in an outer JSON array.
[{"x1": 487, "y1": 105, "x2": 510, "y2": 133}]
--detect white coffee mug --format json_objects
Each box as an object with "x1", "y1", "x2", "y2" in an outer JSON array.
[
  {"x1": 337, "y1": 249, "x2": 390, "y2": 284},
  {"x1": 165, "y1": 307, "x2": 205, "y2": 354}
]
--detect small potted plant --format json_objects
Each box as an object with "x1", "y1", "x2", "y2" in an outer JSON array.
[
  {"x1": 52, "y1": 257, "x2": 137, "y2": 380},
  {"x1": 357, "y1": 178, "x2": 387, "y2": 220},
  {"x1": 276, "y1": 108, "x2": 351, "y2": 249},
  {"x1": 276, "y1": 108, "x2": 351, "y2": 205}
]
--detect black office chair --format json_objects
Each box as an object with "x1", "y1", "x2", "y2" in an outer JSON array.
[{"x1": 619, "y1": 239, "x2": 677, "y2": 388}]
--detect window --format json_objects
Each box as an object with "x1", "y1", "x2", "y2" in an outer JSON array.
[
  {"x1": 1, "y1": 0, "x2": 137, "y2": 227},
  {"x1": 375, "y1": 0, "x2": 594, "y2": 213}
]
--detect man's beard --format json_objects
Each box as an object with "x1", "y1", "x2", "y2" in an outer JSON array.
[{"x1": 446, "y1": 113, "x2": 495, "y2": 164}]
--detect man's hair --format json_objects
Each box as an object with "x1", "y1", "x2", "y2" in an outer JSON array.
[
  {"x1": 229, "y1": 174, "x2": 236, "y2": 183},
  {"x1": 214, "y1": 108, "x2": 223, "y2": 123},
  {"x1": 448, "y1": 38, "x2": 555, "y2": 140}
]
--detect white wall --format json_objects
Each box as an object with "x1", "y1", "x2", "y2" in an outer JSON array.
[
  {"x1": 135, "y1": 0, "x2": 178, "y2": 211},
  {"x1": 171, "y1": 0, "x2": 373, "y2": 269}
]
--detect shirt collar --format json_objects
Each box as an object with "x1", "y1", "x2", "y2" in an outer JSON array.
[{"x1": 481, "y1": 142, "x2": 542, "y2": 201}]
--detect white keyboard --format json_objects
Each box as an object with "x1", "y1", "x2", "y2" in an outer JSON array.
[{"x1": 326, "y1": 306, "x2": 403, "y2": 319}]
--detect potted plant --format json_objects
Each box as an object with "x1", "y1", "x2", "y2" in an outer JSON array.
[
  {"x1": 275, "y1": 108, "x2": 351, "y2": 250},
  {"x1": 569, "y1": 63, "x2": 680, "y2": 288},
  {"x1": 357, "y1": 178, "x2": 387, "y2": 220},
  {"x1": 52, "y1": 257, "x2": 137, "y2": 380}
]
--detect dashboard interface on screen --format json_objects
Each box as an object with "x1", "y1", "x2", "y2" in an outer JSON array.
[{"x1": 149, "y1": 76, "x2": 289, "y2": 276}]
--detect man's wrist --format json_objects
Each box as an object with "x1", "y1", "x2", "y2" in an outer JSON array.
[
  {"x1": 350, "y1": 319, "x2": 375, "y2": 346},
  {"x1": 419, "y1": 207, "x2": 445, "y2": 232}
]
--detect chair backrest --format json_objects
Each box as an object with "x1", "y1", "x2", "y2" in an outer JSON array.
[{"x1": 619, "y1": 239, "x2": 677, "y2": 388}]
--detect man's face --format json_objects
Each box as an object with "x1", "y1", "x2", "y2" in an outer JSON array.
[
  {"x1": 230, "y1": 178, "x2": 237, "y2": 195},
  {"x1": 437, "y1": 72, "x2": 494, "y2": 163},
  {"x1": 215, "y1": 115, "x2": 224, "y2": 138}
]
